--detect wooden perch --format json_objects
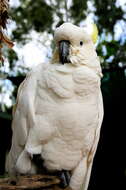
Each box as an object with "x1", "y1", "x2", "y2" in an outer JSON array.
[{"x1": 0, "y1": 174, "x2": 72, "y2": 190}]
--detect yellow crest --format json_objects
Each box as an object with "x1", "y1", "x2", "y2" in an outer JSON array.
[{"x1": 91, "y1": 24, "x2": 98, "y2": 43}]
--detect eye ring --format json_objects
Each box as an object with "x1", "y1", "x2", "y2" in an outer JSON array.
[{"x1": 80, "y1": 41, "x2": 83, "y2": 46}]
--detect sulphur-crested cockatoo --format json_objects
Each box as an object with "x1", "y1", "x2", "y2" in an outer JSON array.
[{"x1": 6, "y1": 23, "x2": 103, "y2": 190}]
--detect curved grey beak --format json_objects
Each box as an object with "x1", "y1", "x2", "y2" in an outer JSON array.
[{"x1": 59, "y1": 40, "x2": 70, "y2": 64}]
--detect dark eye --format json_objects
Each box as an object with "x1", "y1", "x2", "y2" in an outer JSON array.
[{"x1": 80, "y1": 41, "x2": 83, "y2": 46}]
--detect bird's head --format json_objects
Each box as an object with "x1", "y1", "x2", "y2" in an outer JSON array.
[{"x1": 52, "y1": 22, "x2": 100, "y2": 69}]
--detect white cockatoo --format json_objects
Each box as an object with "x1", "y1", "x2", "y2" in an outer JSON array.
[{"x1": 6, "y1": 23, "x2": 103, "y2": 190}]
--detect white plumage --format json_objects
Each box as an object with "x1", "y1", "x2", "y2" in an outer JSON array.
[{"x1": 6, "y1": 23, "x2": 103, "y2": 190}]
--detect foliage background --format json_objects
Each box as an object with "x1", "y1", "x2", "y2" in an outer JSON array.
[{"x1": 0, "y1": 0, "x2": 126, "y2": 189}]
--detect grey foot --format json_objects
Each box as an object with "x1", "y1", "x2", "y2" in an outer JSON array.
[{"x1": 58, "y1": 170, "x2": 71, "y2": 188}]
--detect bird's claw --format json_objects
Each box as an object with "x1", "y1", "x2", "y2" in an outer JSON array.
[{"x1": 58, "y1": 170, "x2": 71, "y2": 189}]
